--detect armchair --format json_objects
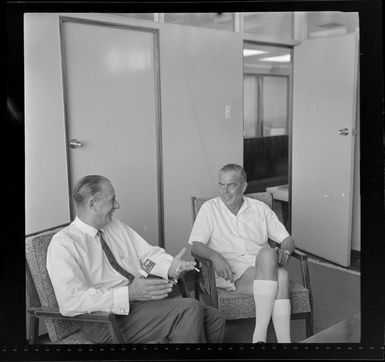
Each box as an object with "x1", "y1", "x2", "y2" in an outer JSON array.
[
  {"x1": 26, "y1": 226, "x2": 124, "y2": 344},
  {"x1": 191, "y1": 192, "x2": 314, "y2": 338}
]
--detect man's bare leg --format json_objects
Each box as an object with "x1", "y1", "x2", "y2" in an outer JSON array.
[{"x1": 234, "y1": 248, "x2": 291, "y2": 342}]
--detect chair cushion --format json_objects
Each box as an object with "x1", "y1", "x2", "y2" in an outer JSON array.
[
  {"x1": 48, "y1": 331, "x2": 93, "y2": 344},
  {"x1": 26, "y1": 228, "x2": 82, "y2": 342},
  {"x1": 217, "y1": 280, "x2": 311, "y2": 320}
]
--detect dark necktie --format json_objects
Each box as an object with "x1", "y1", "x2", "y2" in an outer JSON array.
[{"x1": 97, "y1": 230, "x2": 135, "y2": 284}]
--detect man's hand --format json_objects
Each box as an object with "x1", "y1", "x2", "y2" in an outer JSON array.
[
  {"x1": 128, "y1": 276, "x2": 173, "y2": 301},
  {"x1": 168, "y1": 248, "x2": 197, "y2": 280},
  {"x1": 276, "y1": 248, "x2": 291, "y2": 267},
  {"x1": 191, "y1": 242, "x2": 234, "y2": 282},
  {"x1": 211, "y1": 252, "x2": 234, "y2": 283},
  {"x1": 276, "y1": 236, "x2": 295, "y2": 267}
]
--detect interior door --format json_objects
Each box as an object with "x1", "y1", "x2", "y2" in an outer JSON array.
[
  {"x1": 61, "y1": 19, "x2": 160, "y2": 245},
  {"x1": 292, "y1": 32, "x2": 358, "y2": 266}
]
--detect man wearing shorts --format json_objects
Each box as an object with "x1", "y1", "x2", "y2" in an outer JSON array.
[{"x1": 188, "y1": 164, "x2": 295, "y2": 343}]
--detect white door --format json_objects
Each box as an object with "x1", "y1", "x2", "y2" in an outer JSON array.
[
  {"x1": 292, "y1": 33, "x2": 358, "y2": 266},
  {"x1": 61, "y1": 19, "x2": 161, "y2": 245}
]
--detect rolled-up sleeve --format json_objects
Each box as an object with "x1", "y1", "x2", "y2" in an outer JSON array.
[
  {"x1": 47, "y1": 239, "x2": 130, "y2": 316},
  {"x1": 264, "y1": 206, "x2": 290, "y2": 244},
  {"x1": 188, "y1": 204, "x2": 213, "y2": 245}
]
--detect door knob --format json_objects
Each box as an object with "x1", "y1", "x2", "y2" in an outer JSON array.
[
  {"x1": 69, "y1": 139, "x2": 83, "y2": 149},
  {"x1": 338, "y1": 128, "x2": 349, "y2": 136}
]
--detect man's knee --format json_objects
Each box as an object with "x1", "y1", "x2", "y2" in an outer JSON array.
[
  {"x1": 205, "y1": 305, "x2": 225, "y2": 325},
  {"x1": 175, "y1": 299, "x2": 225, "y2": 329},
  {"x1": 256, "y1": 248, "x2": 278, "y2": 269},
  {"x1": 175, "y1": 298, "x2": 203, "y2": 317}
]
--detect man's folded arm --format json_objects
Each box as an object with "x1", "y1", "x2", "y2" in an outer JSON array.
[
  {"x1": 191, "y1": 241, "x2": 234, "y2": 282},
  {"x1": 47, "y1": 242, "x2": 130, "y2": 317},
  {"x1": 265, "y1": 205, "x2": 294, "y2": 253},
  {"x1": 191, "y1": 240, "x2": 217, "y2": 260},
  {"x1": 124, "y1": 224, "x2": 173, "y2": 280}
]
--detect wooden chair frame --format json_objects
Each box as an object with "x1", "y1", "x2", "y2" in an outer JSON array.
[{"x1": 26, "y1": 258, "x2": 124, "y2": 344}]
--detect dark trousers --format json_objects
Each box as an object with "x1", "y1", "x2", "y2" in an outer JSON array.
[{"x1": 81, "y1": 297, "x2": 225, "y2": 343}]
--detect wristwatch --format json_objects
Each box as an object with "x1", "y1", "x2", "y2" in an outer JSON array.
[{"x1": 283, "y1": 249, "x2": 292, "y2": 256}]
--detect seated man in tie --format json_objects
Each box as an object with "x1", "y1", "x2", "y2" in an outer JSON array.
[
  {"x1": 188, "y1": 164, "x2": 295, "y2": 343},
  {"x1": 47, "y1": 175, "x2": 225, "y2": 343}
]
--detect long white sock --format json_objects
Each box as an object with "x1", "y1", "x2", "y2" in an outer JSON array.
[
  {"x1": 252, "y1": 280, "x2": 278, "y2": 343},
  {"x1": 272, "y1": 299, "x2": 291, "y2": 343}
]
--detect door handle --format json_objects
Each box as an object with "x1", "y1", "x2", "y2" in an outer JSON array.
[
  {"x1": 69, "y1": 139, "x2": 83, "y2": 149},
  {"x1": 338, "y1": 128, "x2": 349, "y2": 136}
]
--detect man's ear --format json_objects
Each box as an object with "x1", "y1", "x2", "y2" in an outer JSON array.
[
  {"x1": 88, "y1": 197, "x2": 97, "y2": 211},
  {"x1": 242, "y1": 181, "x2": 248, "y2": 193}
]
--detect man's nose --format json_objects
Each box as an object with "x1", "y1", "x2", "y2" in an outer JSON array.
[{"x1": 114, "y1": 200, "x2": 120, "y2": 209}]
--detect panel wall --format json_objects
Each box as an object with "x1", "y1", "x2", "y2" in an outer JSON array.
[
  {"x1": 160, "y1": 25, "x2": 244, "y2": 255},
  {"x1": 25, "y1": 14, "x2": 70, "y2": 234}
]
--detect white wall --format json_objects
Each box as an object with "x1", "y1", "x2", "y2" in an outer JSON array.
[
  {"x1": 160, "y1": 25, "x2": 243, "y2": 255},
  {"x1": 25, "y1": 14, "x2": 70, "y2": 234}
]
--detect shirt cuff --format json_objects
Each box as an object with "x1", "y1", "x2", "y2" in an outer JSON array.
[
  {"x1": 112, "y1": 287, "x2": 130, "y2": 315},
  {"x1": 155, "y1": 257, "x2": 173, "y2": 280},
  {"x1": 188, "y1": 239, "x2": 207, "y2": 246}
]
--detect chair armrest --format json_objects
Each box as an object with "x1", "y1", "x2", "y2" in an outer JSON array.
[
  {"x1": 268, "y1": 240, "x2": 311, "y2": 291},
  {"x1": 28, "y1": 306, "x2": 114, "y2": 322},
  {"x1": 290, "y1": 249, "x2": 311, "y2": 290},
  {"x1": 28, "y1": 306, "x2": 124, "y2": 343},
  {"x1": 177, "y1": 276, "x2": 189, "y2": 298},
  {"x1": 191, "y1": 252, "x2": 219, "y2": 308},
  {"x1": 292, "y1": 248, "x2": 307, "y2": 260}
]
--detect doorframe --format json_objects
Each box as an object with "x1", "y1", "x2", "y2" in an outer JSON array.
[
  {"x1": 58, "y1": 16, "x2": 165, "y2": 247},
  {"x1": 242, "y1": 41, "x2": 294, "y2": 231}
]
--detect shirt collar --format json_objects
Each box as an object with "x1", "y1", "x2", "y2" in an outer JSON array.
[
  {"x1": 217, "y1": 196, "x2": 248, "y2": 213},
  {"x1": 239, "y1": 196, "x2": 249, "y2": 213},
  {"x1": 72, "y1": 216, "x2": 99, "y2": 238}
]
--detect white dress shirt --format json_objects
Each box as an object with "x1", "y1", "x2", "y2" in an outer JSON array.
[
  {"x1": 188, "y1": 196, "x2": 289, "y2": 289},
  {"x1": 47, "y1": 217, "x2": 173, "y2": 317}
]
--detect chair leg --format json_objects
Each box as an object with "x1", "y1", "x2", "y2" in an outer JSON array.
[
  {"x1": 305, "y1": 313, "x2": 314, "y2": 337},
  {"x1": 194, "y1": 268, "x2": 200, "y2": 301},
  {"x1": 178, "y1": 278, "x2": 189, "y2": 298},
  {"x1": 29, "y1": 316, "x2": 39, "y2": 344}
]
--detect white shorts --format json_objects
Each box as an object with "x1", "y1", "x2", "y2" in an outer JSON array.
[{"x1": 215, "y1": 253, "x2": 260, "y2": 291}]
